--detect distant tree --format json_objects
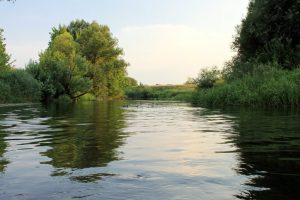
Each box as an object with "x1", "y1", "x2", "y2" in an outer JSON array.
[
  {"x1": 233, "y1": 0, "x2": 300, "y2": 69},
  {"x1": 185, "y1": 77, "x2": 196, "y2": 85},
  {"x1": 0, "y1": 29, "x2": 11, "y2": 73},
  {"x1": 195, "y1": 67, "x2": 220, "y2": 89}
]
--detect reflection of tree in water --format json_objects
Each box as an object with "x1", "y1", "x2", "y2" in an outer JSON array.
[
  {"x1": 0, "y1": 132, "x2": 9, "y2": 173},
  {"x1": 40, "y1": 101, "x2": 128, "y2": 181},
  {"x1": 221, "y1": 108, "x2": 300, "y2": 200},
  {"x1": 0, "y1": 107, "x2": 10, "y2": 173}
]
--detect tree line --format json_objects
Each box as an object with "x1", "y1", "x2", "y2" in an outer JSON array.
[
  {"x1": 0, "y1": 20, "x2": 137, "y2": 104},
  {"x1": 192, "y1": 0, "x2": 300, "y2": 107}
]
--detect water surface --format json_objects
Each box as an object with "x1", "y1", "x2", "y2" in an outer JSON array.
[{"x1": 0, "y1": 101, "x2": 299, "y2": 199}]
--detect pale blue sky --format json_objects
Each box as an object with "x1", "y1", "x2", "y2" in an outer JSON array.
[{"x1": 0, "y1": 0, "x2": 249, "y2": 84}]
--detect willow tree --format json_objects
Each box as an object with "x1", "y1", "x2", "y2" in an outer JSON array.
[{"x1": 233, "y1": 0, "x2": 300, "y2": 69}]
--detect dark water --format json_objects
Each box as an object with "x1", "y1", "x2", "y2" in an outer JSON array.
[{"x1": 0, "y1": 101, "x2": 299, "y2": 200}]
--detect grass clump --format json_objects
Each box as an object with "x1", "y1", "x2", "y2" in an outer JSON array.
[{"x1": 192, "y1": 63, "x2": 300, "y2": 107}]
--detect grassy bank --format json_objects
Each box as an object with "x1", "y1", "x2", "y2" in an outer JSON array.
[
  {"x1": 192, "y1": 65, "x2": 300, "y2": 107},
  {"x1": 125, "y1": 84, "x2": 195, "y2": 101}
]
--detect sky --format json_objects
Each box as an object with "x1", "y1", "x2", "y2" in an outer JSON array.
[{"x1": 0, "y1": 0, "x2": 249, "y2": 84}]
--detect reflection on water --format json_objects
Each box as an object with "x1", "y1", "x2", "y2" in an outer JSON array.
[
  {"x1": 219, "y1": 108, "x2": 300, "y2": 199},
  {"x1": 0, "y1": 101, "x2": 299, "y2": 199},
  {"x1": 41, "y1": 102, "x2": 127, "y2": 177}
]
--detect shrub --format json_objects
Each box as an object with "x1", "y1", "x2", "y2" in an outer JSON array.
[
  {"x1": 0, "y1": 69, "x2": 41, "y2": 103},
  {"x1": 194, "y1": 66, "x2": 221, "y2": 89}
]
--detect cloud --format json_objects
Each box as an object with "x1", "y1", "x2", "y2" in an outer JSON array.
[{"x1": 117, "y1": 24, "x2": 236, "y2": 84}]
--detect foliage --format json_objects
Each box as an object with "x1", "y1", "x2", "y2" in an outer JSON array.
[
  {"x1": 78, "y1": 93, "x2": 96, "y2": 101},
  {"x1": 124, "y1": 77, "x2": 138, "y2": 89},
  {"x1": 194, "y1": 66, "x2": 221, "y2": 89},
  {"x1": 32, "y1": 20, "x2": 128, "y2": 102},
  {"x1": 0, "y1": 69, "x2": 41, "y2": 103},
  {"x1": 75, "y1": 21, "x2": 128, "y2": 99},
  {"x1": 233, "y1": 0, "x2": 300, "y2": 69},
  {"x1": 0, "y1": 29, "x2": 11, "y2": 73},
  {"x1": 125, "y1": 84, "x2": 195, "y2": 101},
  {"x1": 192, "y1": 64, "x2": 300, "y2": 107},
  {"x1": 193, "y1": 0, "x2": 300, "y2": 108},
  {"x1": 0, "y1": 29, "x2": 41, "y2": 104},
  {"x1": 27, "y1": 31, "x2": 92, "y2": 102}
]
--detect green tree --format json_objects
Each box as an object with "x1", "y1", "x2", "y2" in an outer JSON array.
[
  {"x1": 34, "y1": 20, "x2": 128, "y2": 102},
  {"x1": 67, "y1": 19, "x2": 90, "y2": 40},
  {"x1": 36, "y1": 31, "x2": 92, "y2": 101},
  {"x1": 75, "y1": 21, "x2": 128, "y2": 99},
  {"x1": 0, "y1": 29, "x2": 11, "y2": 73},
  {"x1": 195, "y1": 67, "x2": 221, "y2": 89},
  {"x1": 233, "y1": 0, "x2": 300, "y2": 69},
  {"x1": 124, "y1": 77, "x2": 138, "y2": 88}
]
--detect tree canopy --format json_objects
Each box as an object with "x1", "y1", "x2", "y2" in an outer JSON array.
[
  {"x1": 0, "y1": 29, "x2": 11, "y2": 72},
  {"x1": 30, "y1": 20, "x2": 129, "y2": 102},
  {"x1": 233, "y1": 0, "x2": 300, "y2": 69}
]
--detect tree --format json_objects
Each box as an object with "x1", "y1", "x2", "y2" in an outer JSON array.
[
  {"x1": 35, "y1": 31, "x2": 92, "y2": 101},
  {"x1": 67, "y1": 19, "x2": 90, "y2": 40},
  {"x1": 73, "y1": 20, "x2": 128, "y2": 99},
  {"x1": 32, "y1": 20, "x2": 129, "y2": 102},
  {"x1": 124, "y1": 77, "x2": 138, "y2": 88},
  {"x1": 0, "y1": 29, "x2": 11, "y2": 73},
  {"x1": 194, "y1": 67, "x2": 220, "y2": 89},
  {"x1": 233, "y1": 0, "x2": 300, "y2": 69}
]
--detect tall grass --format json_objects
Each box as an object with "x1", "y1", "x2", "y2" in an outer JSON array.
[{"x1": 192, "y1": 65, "x2": 300, "y2": 107}]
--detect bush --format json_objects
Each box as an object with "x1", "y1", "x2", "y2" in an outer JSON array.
[
  {"x1": 194, "y1": 67, "x2": 221, "y2": 89},
  {"x1": 0, "y1": 69, "x2": 42, "y2": 103}
]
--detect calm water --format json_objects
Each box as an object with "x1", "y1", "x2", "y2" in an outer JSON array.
[{"x1": 0, "y1": 101, "x2": 299, "y2": 200}]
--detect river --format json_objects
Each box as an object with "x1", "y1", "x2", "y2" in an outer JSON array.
[{"x1": 0, "y1": 101, "x2": 299, "y2": 200}]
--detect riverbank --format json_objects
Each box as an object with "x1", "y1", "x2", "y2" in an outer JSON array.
[
  {"x1": 191, "y1": 66, "x2": 300, "y2": 108},
  {"x1": 125, "y1": 84, "x2": 195, "y2": 101}
]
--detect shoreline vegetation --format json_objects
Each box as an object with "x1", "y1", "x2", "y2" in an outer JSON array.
[
  {"x1": 125, "y1": 84, "x2": 195, "y2": 102},
  {"x1": 1, "y1": 0, "x2": 300, "y2": 108},
  {"x1": 190, "y1": 0, "x2": 300, "y2": 108},
  {"x1": 0, "y1": 20, "x2": 137, "y2": 104}
]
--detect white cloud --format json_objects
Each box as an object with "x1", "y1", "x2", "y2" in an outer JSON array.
[{"x1": 117, "y1": 24, "x2": 236, "y2": 85}]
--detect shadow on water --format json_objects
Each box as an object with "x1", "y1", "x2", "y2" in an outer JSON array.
[{"x1": 197, "y1": 107, "x2": 300, "y2": 200}]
